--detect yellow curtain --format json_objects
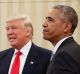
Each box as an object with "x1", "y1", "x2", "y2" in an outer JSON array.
[{"x1": 0, "y1": 0, "x2": 80, "y2": 50}]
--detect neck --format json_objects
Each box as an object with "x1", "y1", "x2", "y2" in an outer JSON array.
[{"x1": 51, "y1": 33, "x2": 72, "y2": 46}]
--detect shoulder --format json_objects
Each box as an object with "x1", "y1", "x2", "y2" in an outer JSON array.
[
  {"x1": 57, "y1": 37, "x2": 80, "y2": 59},
  {"x1": 30, "y1": 43, "x2": 52, "y2": 64},
  {"x1": 55, "y1": 42, "x2": 80, "y2": 66},
  {"x1": 0, "y1": 48, "x2": 14, "y2": 59},
  {"x1": 32, "y1": 43, "x2": 52, "y2": 54},
  {"x1": 62, "y1": 41, "x2": 80, "y2": 60},
  {"x1": 31, "y1": 43, "x2": 52, "y2": 60}
]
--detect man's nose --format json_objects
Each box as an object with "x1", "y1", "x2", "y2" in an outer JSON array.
[{"x1": 42, "y1": 21, "x2": 48, "y2": 27}]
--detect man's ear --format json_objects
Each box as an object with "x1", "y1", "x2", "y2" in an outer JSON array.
[
  {"x1": 26, "y1": 29, "x2": 30, "y2": 36},
  {"x1": 64, "y1": 22, "x2": 72, "y2": 32},
  {"x1": 25, "y1": 27, "x2": 31, "y2": 36}
]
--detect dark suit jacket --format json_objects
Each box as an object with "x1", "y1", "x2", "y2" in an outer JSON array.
[
  {"x1": 46, "y1": 37, "x2": 80, "y2": 74},
  {"x1": 0, "y1": 43, "x2": 52, "y2": 74}
]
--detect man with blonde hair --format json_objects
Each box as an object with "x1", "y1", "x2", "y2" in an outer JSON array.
[{"x1": 0, "y1": 15, "x2": 52, "y2": 74}]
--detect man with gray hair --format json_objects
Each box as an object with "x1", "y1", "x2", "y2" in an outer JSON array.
[
  {"x1": 0, "y1": 15, "x2": 52, "y2": 74},
  {"x1": 42, "y1": 5, "x2": 80, "y2": 74}
]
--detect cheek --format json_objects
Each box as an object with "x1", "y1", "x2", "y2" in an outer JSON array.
[
  {"x1": 49, "y1": 25, "x2": 56, "y2": 33},
  {"x1": 15, "y1": 31, "x2": 25, "y2": 39},
  {"x1": 48, "y1": 25, "x2": 60, "y2": 35},
  {"x1": 19, "y1": 32, "x2": 26, "y2": 38}
]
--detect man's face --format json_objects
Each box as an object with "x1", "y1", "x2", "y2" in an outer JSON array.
[
  {"x1": 42, "y1": 9, "x2": 67, "y2": 43},
  {"x1": 6, "y1": 19, "x2": 28, "y2": 48}
]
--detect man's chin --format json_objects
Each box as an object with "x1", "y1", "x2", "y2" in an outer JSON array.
[
  {"x1": 9, "y1": 42, "x2": 16, "y2": 47},
  {"x1": 43, "y1": 36, "x2": 49, "y2": 40}
]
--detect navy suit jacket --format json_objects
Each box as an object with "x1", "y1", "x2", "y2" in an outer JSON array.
[
  {"x1": 0, "y1": 43, "x2": 52, "y2": 74},
  {"x1": 46, "y1": 37, "x2": 80, "y2": 74}
]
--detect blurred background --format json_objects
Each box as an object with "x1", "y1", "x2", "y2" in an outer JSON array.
[{"x1": 0, "y1": 0, "x2": 80, "y2": 51}]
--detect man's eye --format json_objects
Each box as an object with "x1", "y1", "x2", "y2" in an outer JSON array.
[
  {"x1": 46, "y1": 17, "x2": 54, "y2": 22},
  {"x1": 48, "y1": 18, "x2": 53, "y2": 21},
  {"x1": 12, "y1": 27, "x2": 17, "y2": 29}
]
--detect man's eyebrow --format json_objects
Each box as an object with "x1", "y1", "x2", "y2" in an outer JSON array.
[{"x1": 46, "y1": 16, "x2": 54, "y2": 20}]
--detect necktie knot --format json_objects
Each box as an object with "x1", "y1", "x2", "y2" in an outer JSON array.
[{"x1": 16, "y1": 50, "x2": 22, "y2": 56}]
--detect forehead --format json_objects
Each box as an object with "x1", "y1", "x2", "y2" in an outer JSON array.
[
  {"x1": 48, "y1": 9, "x2": 61, "y2": 17},
  {"x1": 47, "y1": 8, "x2": 66, "y2": 21}
]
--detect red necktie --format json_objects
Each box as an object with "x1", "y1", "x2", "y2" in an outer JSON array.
[{"x1": 10, "y1": 51, "x2": 21, "y2": 74}]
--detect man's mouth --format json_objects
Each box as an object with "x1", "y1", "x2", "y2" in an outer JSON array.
[{"x1": 8, "y1": 37, "x2": 16, "y2": 42}]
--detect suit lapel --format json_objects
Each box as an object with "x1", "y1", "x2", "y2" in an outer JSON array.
[
  {"x1": 22, "y1": 44, "x2": 39, "y2": 74},
  {"x1": 0, "y1": 48, "x2": 14, "y2": 74}
]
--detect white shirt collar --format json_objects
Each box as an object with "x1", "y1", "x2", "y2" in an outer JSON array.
[
  {"x1": 14, "y1": 40, "x2": 32, "y2": 56},
  {"x1": 53, "y1": 36, "x2": 72, "y2": 54}
]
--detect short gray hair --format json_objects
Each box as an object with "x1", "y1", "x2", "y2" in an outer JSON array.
[{"x1": 53, "y1": 5, "x2": 78, "y2": 33}]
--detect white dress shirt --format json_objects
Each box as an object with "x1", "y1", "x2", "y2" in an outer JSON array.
[{"x1": 8, "y1": 40, "x2": 32, "y2": 74}]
